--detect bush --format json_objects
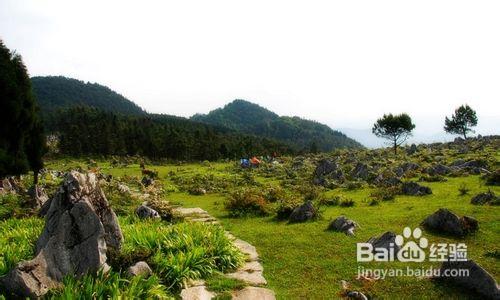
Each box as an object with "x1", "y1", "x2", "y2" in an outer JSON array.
[
  {"x1": 458, "y1": 183, "x2": 470, "y2": 196},
  {"x1": 339, "y1": 198, "x2": 355, "y2": 207},
  {"x1": 120, "y1": 217, "x2": 243, "y2": 290},
  {"x1": 370, "y1": 186, "x2": 399, "y2": 201},
  {"x1": 263, "y1": 186, "x2": 287, "y2": 203},
  {"x1": 275, "y1": 197, "x2": 302, "y2": 220},
  {"x1": 419, "y1": 175, "x2": 446, "y2": 182},
  {"x1": 484, "y1": 169, "x2": 500, "y2": 186},
  {"x1": 318, "y1": 195, "x2": 342, "y2": 206},
  {"x1": 0, "y1": 217, "x2": 43, "y2": 276},
  {"x1": 369, "y1": 199, "x2": 380, "y2": 206},
  {"x1": 224, "y1": 188, "x2": 270, "y2": 217},
  {"x1": 345, "y1": 181, "x2": 363, "y2": 190},
  {"x1": 295, "y1": 184, "x2": 323, "y2": 201},
  {"x1": 47, "y1": 270, "x2": 171, "y2": 299}
]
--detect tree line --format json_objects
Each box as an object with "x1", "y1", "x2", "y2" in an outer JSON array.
[{"x1": 54, "y1": 107, "x2": 294, "y2": 160}]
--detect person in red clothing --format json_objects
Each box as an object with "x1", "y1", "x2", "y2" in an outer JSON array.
[{"x1": 250, "y1": 156, "x2": 261, "y2": 167}]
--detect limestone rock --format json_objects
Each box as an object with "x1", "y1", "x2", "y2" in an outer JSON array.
[
  {"x1": 180, "y1": 285, "x2": 214, "y2": 300},
  {"x1": 233, "y1": 239, "x2": 259, "y2": 262},
  {"x1": 439, "y1": 260, "x2": 500, "y2": 299},
  {"x1": 328, "y1": 216, "x2": 357, "y2": 236},
  {"x1": 1, "y1": 171, "x2": 123, "y2": 298},
  {"x1": 366, "y1": 232, "x2": 400, "y2": 253},
  {"x1": 127, "y1": 261, "x2": 152, "y2": 278},
  {"x1": 135, "y1": 205, "x2": 160, "y2": 219},
  {"x1": 421, "y1": 208, "x2": 478, "y2": 237},
  {"x1": 232, "y1": 287, "x2": 276, "y2": 300},
  {"x1": 402, "y1": 181, "x2": 432, "y2": 196},
  {"x1": 351, "y1": 163, "x2": 369, "y2": 180},
  {"x1": 117, "y1": 183, "x2": 130, "y2": 194},
  {"x1": 27, "y1": 185, "x2": 49, "y2": 209},
  {"x1": 289, "y1": 201, "x2": 316, "y2": 223},
  {"x1": 471, "y1": 191, "x2": 499, "y2": 205}
]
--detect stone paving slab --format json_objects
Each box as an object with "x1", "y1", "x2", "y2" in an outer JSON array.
[{"x1": 232, "y1": 287, "x2": 276, "y2": 300}]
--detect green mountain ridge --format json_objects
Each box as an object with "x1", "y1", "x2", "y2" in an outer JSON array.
[
  {"x1": 191, "y1": 99, "x2": 363, "y2": 151},
  {"x1": 31, "y1": 76, "x2": 146, "y2": 116}
]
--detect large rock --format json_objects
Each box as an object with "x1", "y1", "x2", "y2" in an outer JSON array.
[
  {"x1": 402, "y1": 182, "x2": 432, "y2": 196},
  {"x1": 366, "y1": 232, "x2": 400, "y2": 253},
  {"x1": 135, "y1": 205, "x2": 160, "y2": 219},
  {"x1": 328, "y1": 216, "x2": 357, "y2": 236},
  {"x1": 180, "y1": 285, "x2": 214, "y2": 300},
  {"x1": 438, "y1": 260, "x2": 500, "y2": 299},
  {"x1": 351, "y1": 163, "x2": 369, "y2": 180},
  {"x1": 471, "y1": 191, "x2": 499, "y2": 205},
  {"x1": 426, "y1": 164, "x2": 451, "y2": 176},
  {"x1": 421, "y1": 208, "x2": 478, "y2": 237},
  {"x1": 313, "y1": 160, "x2": 344, "y2": 185},
  {"x1": 1, "y1": 171, "x2": 123, "y2": 298},
  {"x1": 289, "y1": 201, "x2": 316, "y2": 223}
]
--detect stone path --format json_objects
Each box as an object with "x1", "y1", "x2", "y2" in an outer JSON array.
[{"x1": 172, "y1": 207, "x2": 276, "y2": 300}]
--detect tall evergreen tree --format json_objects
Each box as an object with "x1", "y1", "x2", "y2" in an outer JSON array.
[{"x1": 0, "y1": 40, "x2": 46, "y2": 180}]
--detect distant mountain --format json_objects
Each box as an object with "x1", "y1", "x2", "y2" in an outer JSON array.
[
  {"x1": 31, "y1": 76, "x2": 146, "y2": 116},
  {"x1": 191, "y1": 99, "x2": 362, "y2": 151}
]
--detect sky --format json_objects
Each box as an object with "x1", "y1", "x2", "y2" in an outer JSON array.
[{"x1": 1, "y1": 0, "x2": 499, "y2": 146}]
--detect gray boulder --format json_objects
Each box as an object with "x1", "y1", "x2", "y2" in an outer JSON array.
[
  {"x1": 136, "y1": 205, "x2": 160, "y2": 219},
  {"x1": 471, "y1": 191, "x2": 499, "y2": 205},
  {"x1": 439, "y1": 260, "x2": 500, "y2": 299},
  {"x1": 402, "y1": 182, "x2": 432, "y2": 196},
  {"x1": 351, "y1": 163, "x2": 369, "y2": 180},
  {"x1": 427, "y1": 164, "x2": 451, "y2": 176},
  {"x1": 328, "y1": 216, "x2": 357, "y2": 236},
  {"x1": 313, "y1": 160, "x2": 344, "y2": 185},
  {"x1": 1, "y1": 171, "x2": 123, "y2": 298},
  {"x1": 127, "y1": 261, "x2": 153, "y2": 278},
  {"x1": 421, "y1": 208, "x2": 478, "y2": 237},
  {"x1": 367, "y1": 231, "x2": 400, "y2": 253},
  {"x1": 406, "y1": 143, "x2": 418, "y2": 155},
  {"x1": 289, "y1": 201, "x2": 316, "y2": 223}
]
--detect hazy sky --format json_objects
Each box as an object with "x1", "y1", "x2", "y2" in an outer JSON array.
[{"x1": 1, "y1": 0, "x2": 499, "y2": 141}]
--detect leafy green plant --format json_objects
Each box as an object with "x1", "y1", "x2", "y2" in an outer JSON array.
[
  {"x1": 224, "y1": 188, "x2": 271, "y2": 217},
  {"x1": 206, "y1": 273, "x2": 246, "y2": 292},
  {"x1": 339, "y1": 198, "x2": 355, "y2": 207},
  {"x1": 458, "y1": 183, "x2": 470, "y2": 196}
]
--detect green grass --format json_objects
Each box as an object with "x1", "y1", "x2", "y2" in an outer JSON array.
[
  {"x1": 168, "y1": 172, "x2": 499, "y2": 299},
  {"x1": 205, "y1": 273, "x2": 247, "y2": 293},
  {"x1": 17, "y1": 149, "x2": 500, "y2": 298}
]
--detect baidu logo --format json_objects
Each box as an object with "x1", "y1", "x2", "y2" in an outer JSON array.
[{"x1": 395, "y1": 227, "x2": 427, "y2": 262}]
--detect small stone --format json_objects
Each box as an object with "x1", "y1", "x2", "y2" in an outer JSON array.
[
  {"x1": 328, "y1": 216, "x2": 357, "y2": 236},
  {"x1": 127, "y1": 261, "x2": 152, "y2": 278}
]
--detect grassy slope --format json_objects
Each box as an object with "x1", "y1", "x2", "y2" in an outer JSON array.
[{"x1": 55, "y1": 160, "x2": 499, "y2": 299}]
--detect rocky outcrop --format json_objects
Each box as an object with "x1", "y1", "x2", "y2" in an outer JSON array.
[
  {"x1": 289, "y1": 201, "x2": 317, "y2": 223},
  {"x1": 366, "y1": 232, "x2": 400, "y2": 253},
  {"x1": 135, "y1": 205, "x2": 160, "y2": 219},
  {"x1": 438, "y1": 260, "x2": 500, "y2": 299},
  {"x1": 402, "y1": 182, "x2": 432, "y2": 196},
  {"x1": 471, "y1": 191, "x2": 499, "y2": 205},
  {"x1": 351, "y1": 163, "x2": 369, "y2": 180},
  {"x1": 1, "y1": 171, "x2": 123, "y2": 298},
  {"x1": 421, "y1": 208, "x2": 478, "y2": 237},
  {"x1": 313, "y1": 159, "x2": 344, "y2": 185},
  {"x1": 328, "y1": 216, "x2": 357, "y2": 236}
]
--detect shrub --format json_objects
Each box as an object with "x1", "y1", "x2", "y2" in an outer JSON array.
[
  {"x1": 47, "y1": 270, "x2": 171, "y2": 299},
  {"x1": 458, "y1": 183, "x2": 470, "y2": 196},
  {"x1": 368, "y1": 199, "x2": 380, "y2": 206},
  {"x1": 345, "y1": 181, "x2": 363, "y2": 190},
  {"x1": 263, "y1": 186, "x2": 287, "y2": 203},
  {"x1": 370, "y1": 186, "x2": 399, "y2": 201},
  {"x1": 419, "y1": 175, "x2": 446, "y2": 182},
  {"x1": 339, "y1": 198, "x2": 355, "y2": 207},
  {"x1": 295, "y1": 184, "x2": 323, "y2": 201},
  {"x1": 0, "y1": 217, "x2": 43, "y2": 276},
  {"x1": 275, "y1": 197, "x2": 302, "y2": 220},
  {"x1": 224, "y1": 188, "x2": 270, "y2": 217},
  {"x1": 484, "y1": 169, "x2": 500, "y2": 186},
  {"x1": 119, "y1": 217, "x2": 243, "y2": 290},
  {"x1": 318, "y1": 195, "x2": 342, "y2": 206}
]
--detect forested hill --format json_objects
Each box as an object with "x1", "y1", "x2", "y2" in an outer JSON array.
[
  {"x1": 191, "y1": 99, "x2": 363, "y2": 151},
  {"x1": 31, "y1": 76, "x2": 146, "y2": 116}
]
